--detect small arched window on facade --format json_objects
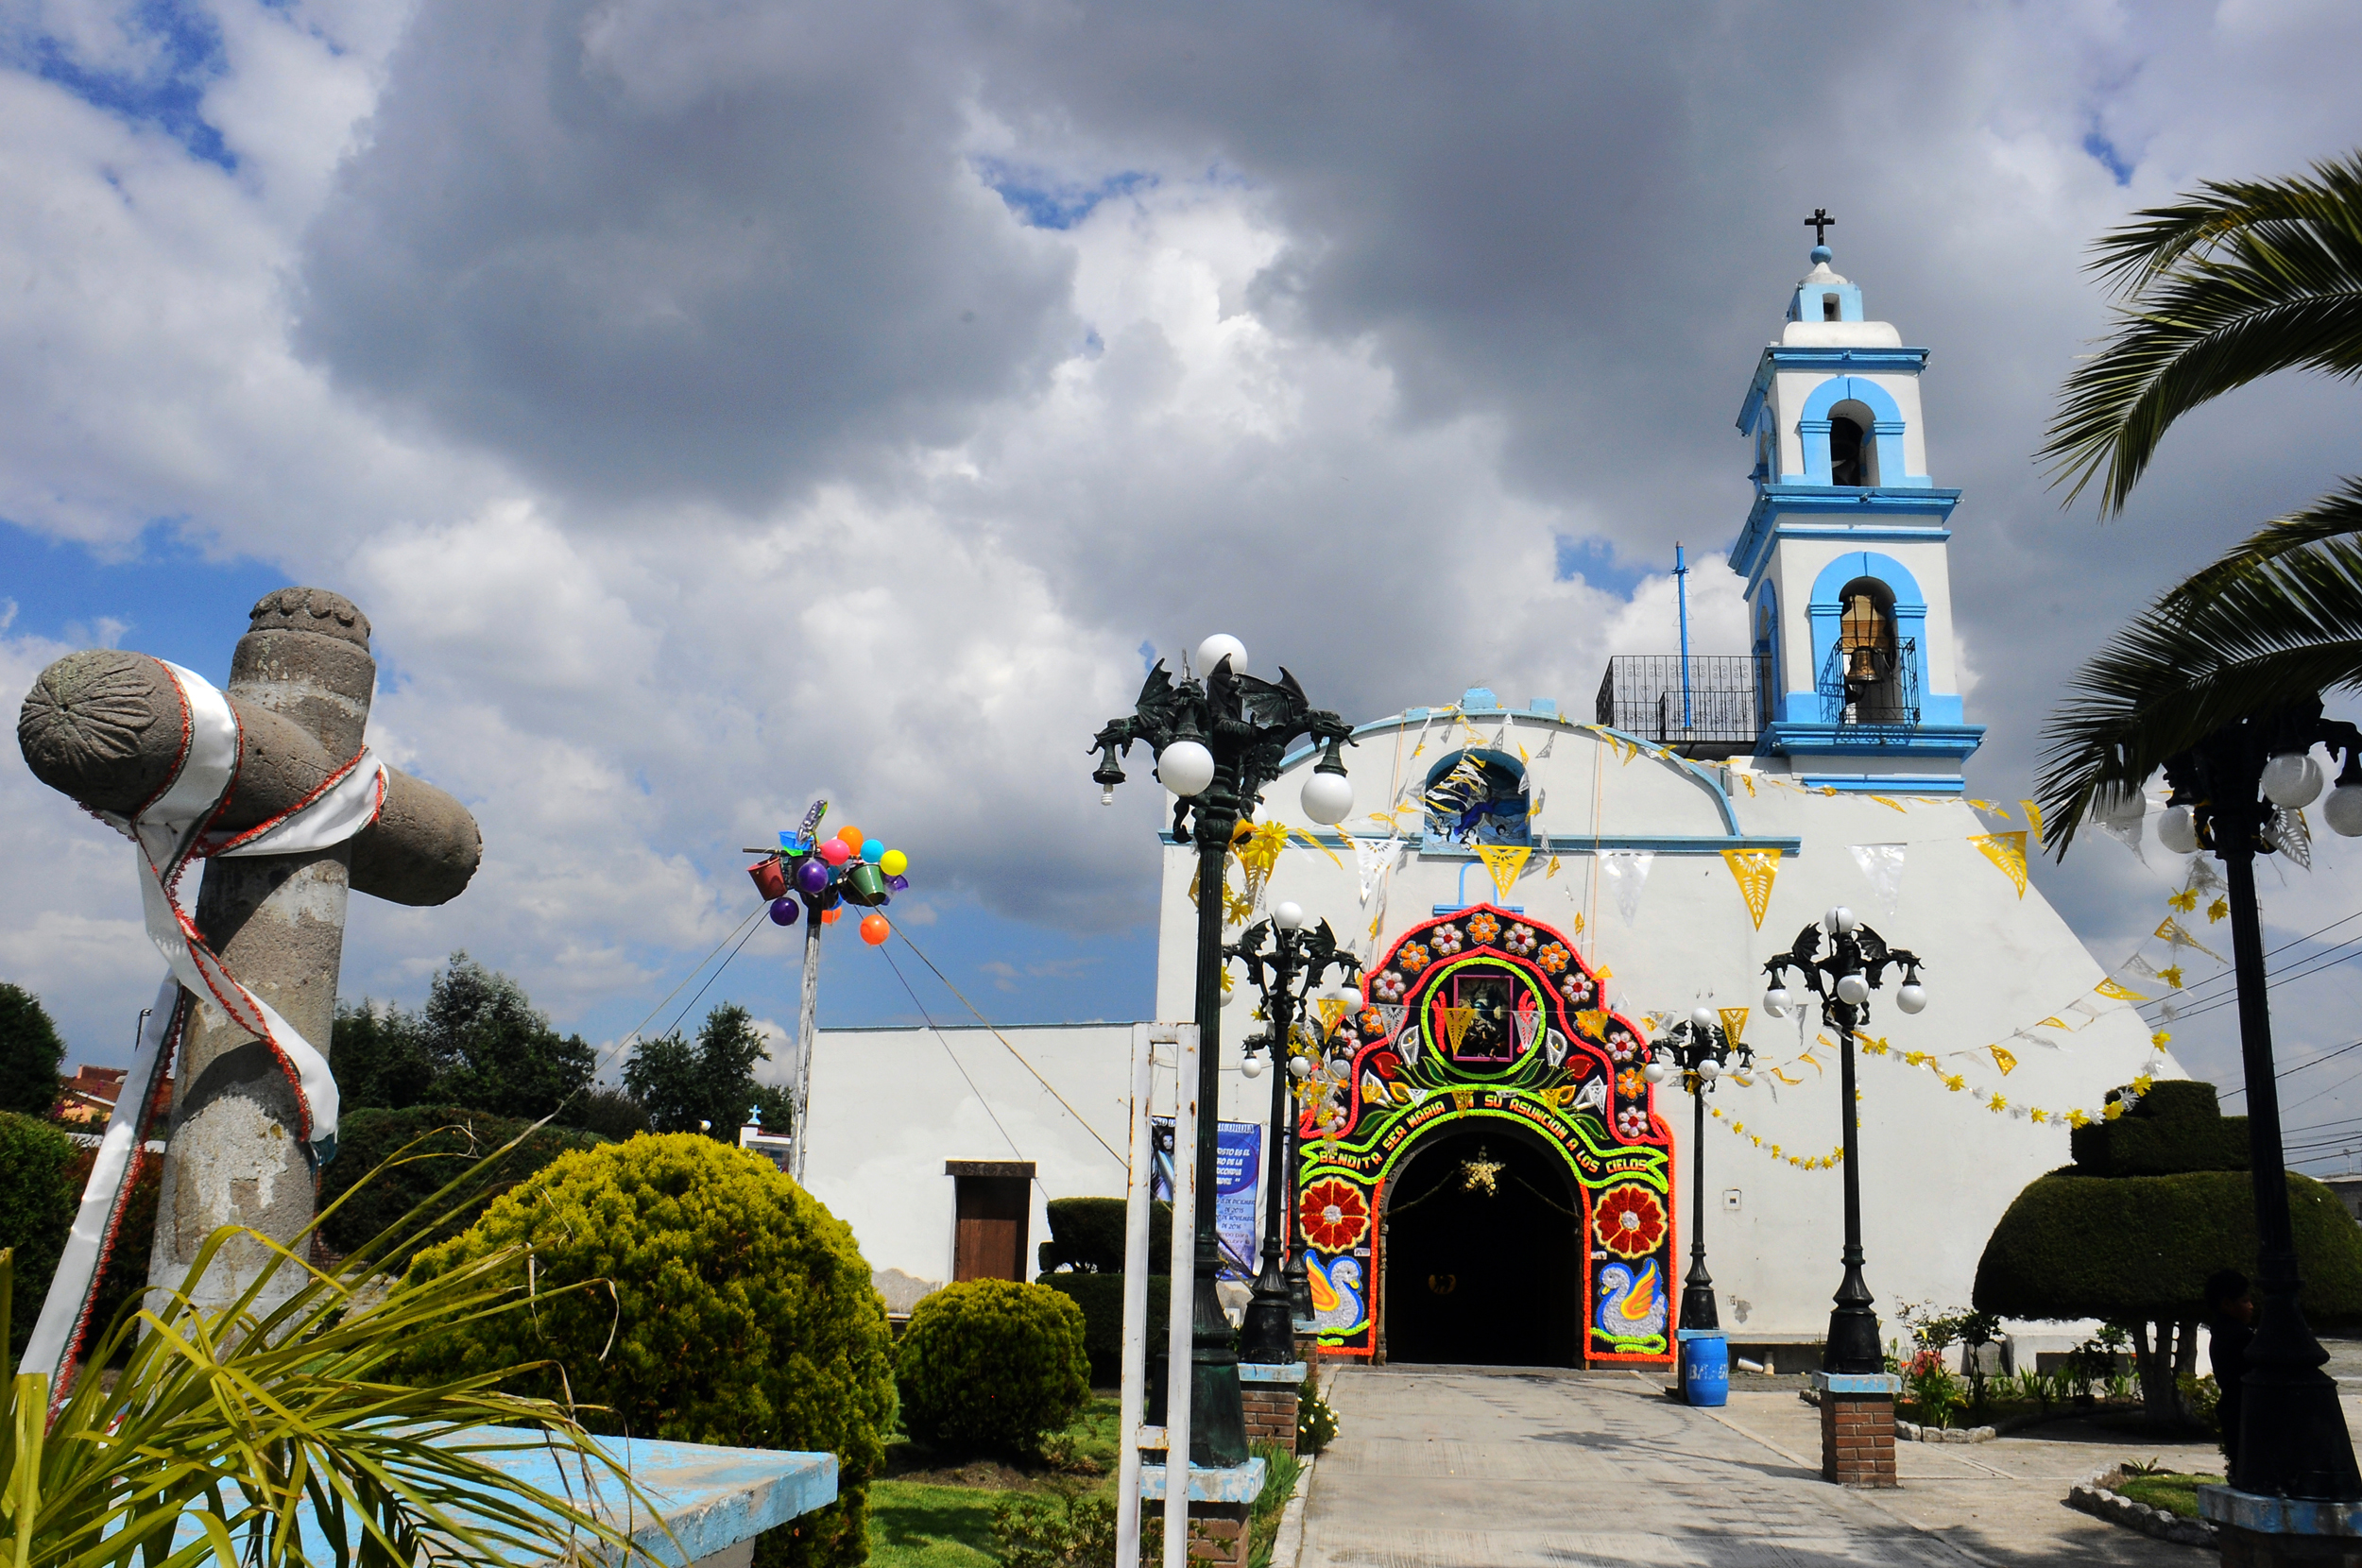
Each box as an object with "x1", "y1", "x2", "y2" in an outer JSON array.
[
  {"x1": 1837, "y1": 578, "x2": 1905, "y2": 723},
  {"x1": 1826, "y1": 400, "x2": 1879, "y2": 487},
  {"x1": 1422, "y1": 749, "x2": 1532, "y2": 844},
  {"x1": 1754, "y1": 592, "x2": 1779, "y2": 730}
]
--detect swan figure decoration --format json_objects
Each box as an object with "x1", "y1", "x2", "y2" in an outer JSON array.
[
  {"x1": 1595, "y1": 1258, "x2": 1667, "y2": 1340},
  {"x1": 1307, "y1": 1254, "x2": 1367, "y2": 1336}
]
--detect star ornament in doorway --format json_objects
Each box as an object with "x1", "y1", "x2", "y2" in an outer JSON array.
[{"x1": 1459, "y1": 1147, "x2": 1506, "y2": 1196}]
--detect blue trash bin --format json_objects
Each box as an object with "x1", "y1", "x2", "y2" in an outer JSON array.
[{"x1": 1682, "y1": 1332, "x2": 1729, "y2": 1407}]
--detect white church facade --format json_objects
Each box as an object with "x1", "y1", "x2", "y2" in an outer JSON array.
[{"x1": 800, "y1": 242, "x2": 2171, "y2": 1367}]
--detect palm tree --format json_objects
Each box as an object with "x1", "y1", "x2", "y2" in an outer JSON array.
[{"x1": 2034, "y1": 153, "x2": 2362, "y2": 847}]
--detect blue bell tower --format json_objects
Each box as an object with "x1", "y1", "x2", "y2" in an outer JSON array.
[{"x1": 1727, "y1": 228, "x2": 1984, "y2": 790}]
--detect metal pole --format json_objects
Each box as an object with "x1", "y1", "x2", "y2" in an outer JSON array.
[
  {"x1": 2221, "y1": 844, "x2": 2362, "y2": 1498},
  {"x1": 1824, "y1": 992, "x2": 1878, "y2": 1373},
  {"x1": 1164, "y1": 1022, "x2": 1201, "y2": 1568},
  {"x1": 1681, "y1": 1075, "x2": 1718, "y2": 1332},
  {"x1": 1241, "y1": 940, "x2": 1299, "y2": 1364},
  {"x1": 1675, "y1": 541, "x2": 1693, "y2": 734},
  {"x1": 1117, "y1": 1024, "x2": 1159, "y2": 1562},
  {"x1": 1188, "y1": 805, "x2": 1248, "y2": 1465},
  {"x1": 793, "y1": 912, "x2": 823, "y2": 1185}
]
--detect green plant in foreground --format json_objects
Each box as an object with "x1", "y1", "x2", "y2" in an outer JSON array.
[
  {"x1": 399, "y1": 1133, "x2": 894, "y2": 1568},
  {"x1": 986, "y1": 1491, "x2": 1117, "y2": 1568},
  {"x1": 1296, "y1": 1374, "x2": 1338, "y2": 1455},
  {"x1": 0, "y1": 1129, "x2": 666, "y2": 1568}
]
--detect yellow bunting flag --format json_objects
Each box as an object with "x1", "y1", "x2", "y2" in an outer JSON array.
[
  {"x1": 1969, "y1": 831, "x2": 2028, "y2": 898},
  {"x1": 1314, "y1": 997, "x2": 1351, "y2": 1032},
  {"x1": 1870, "y1": 795, "x2": 1907, "y2": 813},
  {"x1": 1546, "y1": 854, "x2": 1562, "y2": 878},
  {"x1": 1990, "y1": 1044, "x2": 2018, "y2": 1075},
  {"x1": 1476, "y1": 844, "x2": 1532, "y2": 902},
  {"x1": 1440, "y1": 1006, "x2": 1477, "y2": 1054},
  {"x1": 1575, "y1": 1008, "x2": 1611, "y2": 1037},
  {"x1": 1720, "y1": 848, "x2": 1781, "y2": 929},
  {"x1": 1718, "y1": 1008, "x2": 1750, "y2": 1047},
  {"x1": 2095, "y1": 978, "x2": 2148, "y2": 1001},
  {"x1": 2019, "y1": 798, "x2": 2045, "y2": 842}
]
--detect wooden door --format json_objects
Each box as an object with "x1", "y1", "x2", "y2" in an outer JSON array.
[{"x1": 947, "y1": 1160, "x2": 1033, "y2": 1282}]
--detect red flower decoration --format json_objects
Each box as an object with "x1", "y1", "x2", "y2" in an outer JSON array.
[
  {"x1": 1593, "y1": 1185, "x2": 1667, "y2": 1259},
  {"x1": 1371, "y1": 1049, "x2": 1403, "y2": 1081},
  {"x1": 1302, "y1": 1179, "x2": 1370, "y2": 1252}
]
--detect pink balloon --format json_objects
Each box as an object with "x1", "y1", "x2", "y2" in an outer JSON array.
[{"x1": 818, "y1": 839, "x2": 852, "y2": 866}]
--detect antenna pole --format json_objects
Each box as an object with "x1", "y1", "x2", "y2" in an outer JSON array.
[{"x1": 1675, "y1": 541, "x2": 1693, "y2": 734}]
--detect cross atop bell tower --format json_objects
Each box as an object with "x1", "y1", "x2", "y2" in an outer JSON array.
[{"x1": 1725, "y1": 234, "x2": 1984, "y2": 790}]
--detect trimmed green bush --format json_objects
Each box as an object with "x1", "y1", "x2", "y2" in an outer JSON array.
[
  {"x1": 1037, "y1": 1197, "x2": 1171, "y2": 1274},
  {"x1": 896, "y1": 1279, "x2": 1090, "y2": 1457},
  {"x1": 2068, "y1": 1081, "x2": 2249, "y2": 1176},
  {"x1": 399, "y1": 1134, "x2": 893, "y2": 1568},
  {"x1": 317, "y1": 1106, "x2": 606, "y2": 1269},
  {"x1": 0, "y1": 1111, "x2": 76, "y2": 1359},
  {"x1": 1037, "y1": 1271, "x2": 1172, "y2": 1386},
  {"x1": 1976, "y1": 1167, "x2": 2362, "y2": 1326}
]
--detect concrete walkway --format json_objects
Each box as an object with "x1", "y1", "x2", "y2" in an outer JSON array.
[{"x1": 1297, "y1": 1365, "x2": 2228, "y2": 1567}]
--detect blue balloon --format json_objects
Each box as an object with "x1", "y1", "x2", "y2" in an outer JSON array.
[
  {"x1": 768, "y1": 896, "x2": 800, "y2": 927},
  {"x1": 862, "y1": 838, "x2": 886, "y2": 863}
]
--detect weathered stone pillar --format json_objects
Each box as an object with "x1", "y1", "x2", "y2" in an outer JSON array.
[
  {"x1": 17, "y1": 588, "x2": 481, "y2": 1321},
  {"x1": 155, "y1": 592, "x2": 376, "y2": 1312}
]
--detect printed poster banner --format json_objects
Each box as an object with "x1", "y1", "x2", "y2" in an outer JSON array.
[{"x1": 1153, "y1": 1117, "x2": 1264, "y2": 1280}]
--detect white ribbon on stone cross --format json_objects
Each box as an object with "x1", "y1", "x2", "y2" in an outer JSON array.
[{"x1": 21, "y1": 659, "x2": 384, "y2": 1393}]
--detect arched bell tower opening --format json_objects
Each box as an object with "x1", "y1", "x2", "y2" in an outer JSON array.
[
  {"x1": 1837, "y1": 576, "x2": 1904, "y2": 723},
  {"x1": 1378, "y1": 1118, "x2": 1583, "y2": 1367},
  {"x1": 1827, "y1": 400, "x2": 1879, "y2": 486}
]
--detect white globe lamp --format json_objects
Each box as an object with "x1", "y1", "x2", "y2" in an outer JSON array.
[
  {"x1": 2263, "y1": 751, "x2": 2326, "y2": 810},
  {"x1": 1825, "y1": 905, "x2": 1857, "y2": 935},
  {"x1": 2328, "y1": 782, "x2": 2362, "y2": 838},
  {"x1": 1241, "y1": 1052, "x2": 1264, "y2": 1079},
  {"x1": 1835, "y1": 972, "x2": 1870, "y2": 1005},
  {"x1": 2158, "y1": 804, "x2": 2200, "y2": 855},
  {"x1": 1763, "y1": 985, "x2": 1791, "y2": 1017},
  {"x1": 1157, "y1": 740, "x2": 1216, "y2": 797},
  {"x1": 1301, "y1": 768, "x2": 1354, "y2": 827},
  {"x1": 1689, "y1": 1006, "x2": 1717, "y2": 1032},
  {"x1": 1895, "y1": 981, "x2": 1926, "y2": 1014},
  {"x1": 1273, "y1": 900, "x2": 1309, "y2": 931},
  {"x1": 1197, "y1": 634, "x2": 1248, "y2": 678}
]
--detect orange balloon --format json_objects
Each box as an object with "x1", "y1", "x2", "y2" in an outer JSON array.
[
  {"x1": 837, "y1": 825, "x2": 865, "y2": 847},
  {"x1": 860, "y1": 913, "x2": 891, "y2": 946},
  {"x1": 821, "y1": 906, "x2": 842, "y2": 925}
]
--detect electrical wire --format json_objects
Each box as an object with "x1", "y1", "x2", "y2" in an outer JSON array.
[
  {"x1": 2221, "y1": 1037, "x2": 2362, "y2": 1103},
  {"x1": 891, "y1": 927, "x2": 1128, "y2": 1167},
  {"x1": 2141, "y1": 908, "x2": 2362, "y2": 1015},
  {"x1": 878, "y1": 943, "x2": 1036, "y2": 1182}
]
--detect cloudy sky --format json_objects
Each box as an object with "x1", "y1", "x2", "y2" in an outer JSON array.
[{"x1": 7, "y1": 0, "x2": 2362, "y2": 1161}]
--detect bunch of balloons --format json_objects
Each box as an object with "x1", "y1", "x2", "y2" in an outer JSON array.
[{"x1": 747, "y1": 808, "x2": 911, "y2": 947}]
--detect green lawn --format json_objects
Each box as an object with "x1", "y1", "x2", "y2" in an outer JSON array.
[
  {"x1": 2118, "y1": 1472, "x2": 2219, "y2": 1520},
  {"x1": 865, "y1": 1482, "x2": 1001, "y2": 1568}
]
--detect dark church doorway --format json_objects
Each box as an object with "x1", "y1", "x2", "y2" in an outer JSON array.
[{"x1": 1381, "y1": 1124, "x2": 1583, "y2": 1367}]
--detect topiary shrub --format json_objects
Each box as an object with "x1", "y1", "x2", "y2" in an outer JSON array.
[
  {"x1": 398, "y1": 1134, "x2": 893, "y2": 1568},
  {"x1": 896, "y1": 1279, "x2": 1090, "y2": 1457},
  {"x1": 0, "y1": 1110, "x2": 76, "y2": 1359},
  {"x1": 317, "y1": 1106, "x2": 606, "y2": 1269},
  {"x1": 1037, "y1": 1271, "x2": 1171, "y2": 1386},
  {"x1": 2068, "y1": 1081, "x2": 2250, "y2": 1176}
]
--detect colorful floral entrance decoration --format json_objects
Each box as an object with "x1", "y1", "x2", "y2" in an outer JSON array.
[{"x1": 1296, "y1": 903, "x2": 1673, "y2": 1364}]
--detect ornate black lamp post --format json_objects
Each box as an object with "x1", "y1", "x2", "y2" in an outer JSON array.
[
  {"x1": 2148, "y1": 698, "x2": 2362, "y2": 1501},
  {"x1": 1760, "y1": 909, "x2": 1926, "y2": 1374},
  {"x1": 1089, "y1": 635, "x2": 1355, "y2": 1468},
  {"x1": 1228, "y1": 903, "x2": 1360, "y2": 1366},
  {"x1": 1644, "y1": 1008, "x2": 1754, "y2": 1359}
]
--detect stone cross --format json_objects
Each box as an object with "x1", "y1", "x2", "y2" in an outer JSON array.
[
  {"x1": 16, "y1": 588, "x2": 481, "y2": 1314},
  {"x1": 1805, "y1": 207, "x2": 1836, "y2": 246}
]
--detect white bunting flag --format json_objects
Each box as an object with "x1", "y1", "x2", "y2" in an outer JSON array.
[
  {"x1": 1846, "y1": 844, "x2": 1907, "y2": 917},
  {"x1": 1600, "y1": 850, "x2": 1654, "y2": 926}
]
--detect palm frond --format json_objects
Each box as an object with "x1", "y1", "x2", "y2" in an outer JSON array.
[
  {"x1": 2040, "y1": 153, "x2": 2362, "y2": 514},
  {"x1": 2038, "y1": 520, "x2": 2362, "y2": 852},
  {"x1": 2086, "y1": 152, "x2": 2362, "y2": 292},
  {"x1": 3, "y1": 1123, "x2": 677, "y2": 1568},
  {"x1": 2160, "y1": 479, "x2": 2362, "y2": 607}
]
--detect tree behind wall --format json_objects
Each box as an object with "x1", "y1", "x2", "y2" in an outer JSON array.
[
  {"x1": 1975, "y1": 1081, "x2": 2362, "y2": 1422},
  {"x1": 0, "y1": 982, "x2": 66, "y2": 1117},
  {"x1": 332, "y1": 953, "x2": 596, "y2": 1122},
  {"x1": 624, "y1": 1002, "x2": 794, "y2": 1140}
]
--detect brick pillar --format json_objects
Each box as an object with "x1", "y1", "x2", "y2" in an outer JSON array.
[
  {"x1": 1184, "y1": 1501, "x2": 1252, "y2": 1566},
  {"x1": 1239, "y1": 1360, "x2": 1305, "y2": 1459},
  {"x1": 1811, "y1": 1371, "x2": 1897, "y2": 1488}
]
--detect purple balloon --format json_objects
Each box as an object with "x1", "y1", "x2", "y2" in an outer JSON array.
[
  {"x1": 768, "y1": 896, "x2": 800, "y2": 927},
  {"x1": 795, "y1": 858, "x2": 830, "y2": 895}
]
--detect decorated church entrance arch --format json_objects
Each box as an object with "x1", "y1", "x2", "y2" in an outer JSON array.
[{"x1": 1298, "y1": 904, "x2": 1675, "y2": 1367}]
